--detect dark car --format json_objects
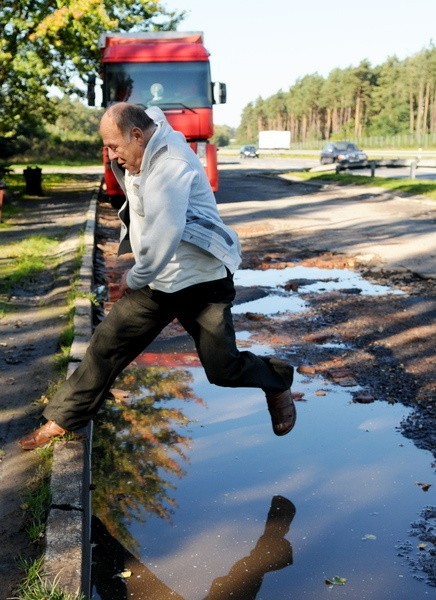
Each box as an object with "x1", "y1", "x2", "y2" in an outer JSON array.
[
  {"x1": 240, "y1": 145, "x2": 259, "y2": 158},
  {"x1": 320, "y1": 141, "x2": 367, "y2": 167}
]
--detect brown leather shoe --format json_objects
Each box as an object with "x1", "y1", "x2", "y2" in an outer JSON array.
[
  {"x1": 18, "y1": 420, "x2": 67, "y2": 451},
  {"x1": 266, "y1": 389, "x2": 296, "y2": 436}
]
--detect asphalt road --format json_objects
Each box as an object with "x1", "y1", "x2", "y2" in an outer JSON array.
[{"x1": 222, "y1": 155, "x2": 436, "y2": 180}]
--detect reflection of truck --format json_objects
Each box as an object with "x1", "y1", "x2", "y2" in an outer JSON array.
[
  {"x1": 258, "y1": 130, "x2": 291, "y2": 150},
  {"x1": 89, "y1": 31, "x2": 226, "y2": 204}
]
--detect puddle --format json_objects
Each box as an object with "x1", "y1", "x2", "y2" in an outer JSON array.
[
  {"x1": 91, "y1": 264, "x2": 432, "y2": 599},
  {"x1": 234, "y1": 266, "x2": 404, "y2": 296},
  {"x1": 235, "y1": 331, "x2": 274, "y2": 356},
  {"x1": 232, "y1": 266, "x2": 403, "y2": 317},
  {"x1": 232, "y1": 292, "x2": 308, "y2": 315},
  {"x1": 91, "y1": 362, "x2": 434, "y2": 599}
]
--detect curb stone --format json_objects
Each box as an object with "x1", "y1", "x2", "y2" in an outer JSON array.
[{"x1": 43, "y1": 192, "x2": 97, "y2": 598}]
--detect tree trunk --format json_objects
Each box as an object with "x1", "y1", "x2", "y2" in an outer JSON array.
[
  {"x1": 416, "y1": 80, "x2": 424, "y2": 138},
  {"x1": 409, "y1": 89, "x2": 415, "y2": 133},
  {"x1": 423, "y1": 81, "x2": 430, "y2": 135},
  {"x1": 354, "y1": 94, "x2": 361, "y2": 137}
]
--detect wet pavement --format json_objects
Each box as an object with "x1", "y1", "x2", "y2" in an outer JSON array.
[{"x1": 90, "y1": 266, "x2": 435, "y2": 599}]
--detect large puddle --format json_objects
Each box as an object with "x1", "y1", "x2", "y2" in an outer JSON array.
[{"x1": 91, "y1": 266, "x2": 434, "y2": 599}]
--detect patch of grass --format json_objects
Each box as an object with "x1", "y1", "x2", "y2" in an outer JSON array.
[
  {"x1": 0, "y1": 235, "x2": 59, "y2": 293},
  {"x1": 13, "y1": 159, "x2": 100, "y2": 168},
  {"x1": 290, "y1": 171, "x2": 436, "y2": 200},
  {"x1": 21, "y1": 446, "x2": 53, "y2": 542},
  {"x1": 2, "y1": 170, "x2": 98, "y2": 201},
  {"x1": 0, "y1": 202, "x2": 21, "y2": 226},
  {"x1": 0, "y1": 298, "x2": 17, "y2": 318},
  {"x1": 15, "y1": 555, "x2": 85, "y2": 600},
  {"x1": 53, "y1": 324, "x2": 75, "y2": 373}
]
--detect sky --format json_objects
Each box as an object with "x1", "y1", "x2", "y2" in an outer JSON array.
[{"x1": 162, "y1": 0, "x2": 435, "y2": 128}]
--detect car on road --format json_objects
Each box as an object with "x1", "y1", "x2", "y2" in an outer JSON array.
[
  {"x1": 320, "y1": 141, "x2": 367, "y2": 167},
  {"x1": 240, "y1": 145, "x2": 259, "y2": 159}
]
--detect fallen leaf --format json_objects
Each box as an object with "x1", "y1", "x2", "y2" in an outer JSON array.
[
  {"x1": 325, "y1": 576, "x2": 347, "y2": 586},
  {"x1": 114, "y1": 569, "x2": 132, "y2": 579},
  {"x1": 416, "y1": 482, "x2": 432, "y2": 492}
]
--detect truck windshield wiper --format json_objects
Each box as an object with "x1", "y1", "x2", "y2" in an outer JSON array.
[{"x1": 153, "y1": 102, "x2": 197, "y2": 113}]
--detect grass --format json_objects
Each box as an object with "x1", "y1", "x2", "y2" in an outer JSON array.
[
  {"x1": 0, "y1": 235, "x2": 60, "y2": 293},
  {"x1": 290, "y1": 171, "x2": 436, "y2": 200},
  {"x1": 53, "y1": 324, "x2": 75, "y2": 372},
  {"x1": 21, "y1": 445, "x2": 54, "y2": 542},
  {"x1": 14, "y1": 556, "x2": 85, "y2": 600},
  {"x1": 0, "y1": 299, "x2": 16, "y2": 318}
]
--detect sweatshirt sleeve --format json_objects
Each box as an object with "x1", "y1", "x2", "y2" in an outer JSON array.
[{"x1": 126, "y1": 156, "x2": 195, "y2": 290}]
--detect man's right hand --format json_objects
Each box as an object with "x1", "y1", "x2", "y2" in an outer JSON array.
[{"x1": 119, "y1": 270, "x2": 132, "y2": 297}]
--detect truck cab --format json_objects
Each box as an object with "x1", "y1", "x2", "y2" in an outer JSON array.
[{"x1": 93, "y1": 32, "x2": 225, "y2": 202}]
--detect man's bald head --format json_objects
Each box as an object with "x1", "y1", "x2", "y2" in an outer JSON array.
[
  {"x1": 100, "y1": 102, "x2": 155, "y2": 137},
  {"x1": 99, "y1": 103, "x2": 156, "y2": 174}
]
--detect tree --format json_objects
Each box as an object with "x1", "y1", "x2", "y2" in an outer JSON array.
[
  {"x1": 237, "y1": 45, "x2": 436, "y2": 144},
  {"x1": 211, "y1": 124, "x2": 234, "y2": 147},
  {"x1": 0, "y1": 1, "x2": 185, "y2": 139}
]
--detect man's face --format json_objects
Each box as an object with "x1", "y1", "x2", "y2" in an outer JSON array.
[{"x1": 100, "y1": 116, "x2": 144, "y2": 174}]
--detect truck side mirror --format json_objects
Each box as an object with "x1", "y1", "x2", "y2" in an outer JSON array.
[
  {"x1": 218, "y1": 82, "x2": 227, "y2": 104},
  {"x1": 87, "y1": 74, "x2": 96, "y2": 107},
  {"x1": 212, "y1": 82, "x2": 227, "y2": 105}
]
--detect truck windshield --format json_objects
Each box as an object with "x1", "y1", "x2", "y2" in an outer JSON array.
[{"x1": 103, "y1": 61, "x2": 212, "y2": 108}]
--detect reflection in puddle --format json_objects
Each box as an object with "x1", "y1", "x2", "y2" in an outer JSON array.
[
  {"x1": 232, "y1": 292, "x2": 308, "y2": 315},
  {"x1": 92, "y1": 364, "x2": 434, "y2": 599},
  {"x1": 93, "y1": 495, "x2": 295, "y2": 600},
  {"x1": 235, "y1": 331, "x2": 273, "y2": 356},
  {"x1": 92, "y1": 366, "x2": 198, "y2": 553}
]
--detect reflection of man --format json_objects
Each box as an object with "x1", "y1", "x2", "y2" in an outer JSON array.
[
  {"x1": 92, "y1": 496, "x2": 296, "y2": 599},
  {"x1": 19, "y1": 102, "x2": 296, "y2": 451},
  {"x1": 205, "y1": 496, "x2": 295, "y2": 599}
]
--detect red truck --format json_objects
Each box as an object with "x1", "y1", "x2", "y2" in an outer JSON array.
[{"x1": 89, "y1": 31, "x2": 226, "y2": 205}]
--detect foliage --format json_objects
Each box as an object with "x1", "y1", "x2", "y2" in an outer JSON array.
[
  {"x1": 15, "y1": 556, "x2": 85, "y2": 600},
  {"x1": 0, "y1": 235, "x2": 59, "y2": 293},
  {"x1": 92, "y1": 365, "x2": 200, "y2": 553},
  {"x1": 211, "y1": 124, "x2": 234, "y2": 147},
  {"x1": 238, "y1": 45, "x2": 436, "y2": 145},
  {"x1": 0, "y1": 1, "x2": 185, "y2": 139}
]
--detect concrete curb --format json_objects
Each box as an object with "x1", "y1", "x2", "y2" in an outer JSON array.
[{"x1": 43, "y1": 191, "x2": 97, "y2": 598}]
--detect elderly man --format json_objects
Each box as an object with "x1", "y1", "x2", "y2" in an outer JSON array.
[{"x1": 19, "y1": 103, "x2": 295, "y2": 450}]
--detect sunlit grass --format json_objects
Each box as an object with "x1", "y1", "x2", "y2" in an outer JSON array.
[
  {"x1": 15, "y1": 555, "x2": 85, "y2": 600},
  {"x1": 0, "y1": 235, "x2": 59, "y2": 293},
  {"x1": 21, "y1": 446, "x2": 53, "y2": 542},
  {"x1": 290, "y1": 171, "x2": 436, "y2": 200}
]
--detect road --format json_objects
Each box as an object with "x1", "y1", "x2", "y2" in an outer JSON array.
[
  {"x1": 223, "y1": 154, "x2": 436, "y2": 180},
  {"x1": 215, "y1": 158, "x2": 436, "y2": 279}
]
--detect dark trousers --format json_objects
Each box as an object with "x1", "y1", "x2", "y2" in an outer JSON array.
[{"x1": 44, "y1": 272, "x2": 293, "y2": 430}]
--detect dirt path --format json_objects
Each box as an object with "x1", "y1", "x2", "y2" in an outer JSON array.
[{"x1": 0, "y1": 183, "x2": 96, "y2": 599}]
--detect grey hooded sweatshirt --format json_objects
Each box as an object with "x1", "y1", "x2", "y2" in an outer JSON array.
[{"x1": 110, "y1": 106, "x2": 241, "y2": 291}]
